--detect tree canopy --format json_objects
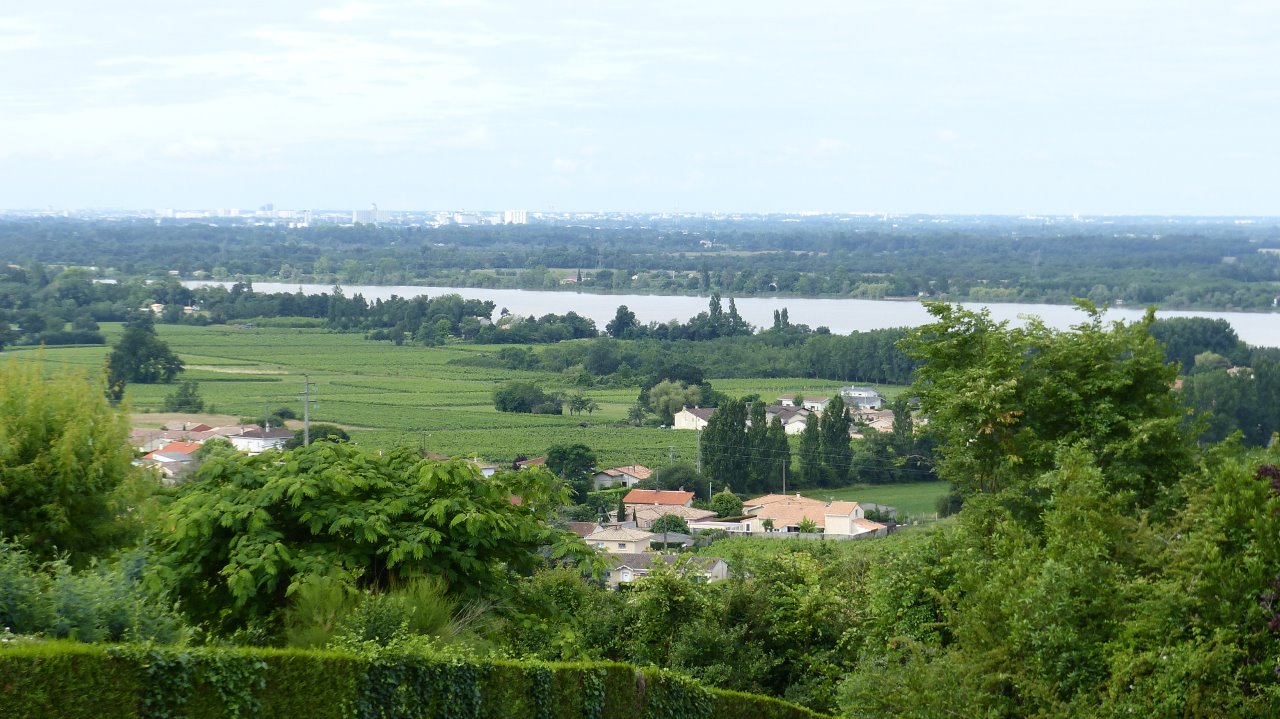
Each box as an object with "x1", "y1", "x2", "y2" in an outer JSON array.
[
  {"x1": 901, "y1": 301, "x2": 1193, "y2": 509},
  {"x1": 156, "y1": 443, "x2": 598, "y2": 631},
  {"x1": 0, "y1": 358, "x2": 137, "y2": 563},
  {"x1": 106, "y1": 312, "x2": 183, "y2": 387}
]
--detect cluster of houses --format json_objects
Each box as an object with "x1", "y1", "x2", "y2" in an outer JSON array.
[
  {"x1": 577, "y1": 472, "x2": 891, "y2": 588},
  {"x1": 131, "y1": 423, "x2": 295, "y2": 480},
  {"x1": 135, "y1": 420, "x2": 893, "y2": 589},
  {"x1": 673, "y1": 386, "x2": 897, "y2": 437}
]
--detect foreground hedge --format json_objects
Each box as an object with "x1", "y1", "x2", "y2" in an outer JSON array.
[{"x1": 0, "y1": 642, "x2": 830, "y2": 719}]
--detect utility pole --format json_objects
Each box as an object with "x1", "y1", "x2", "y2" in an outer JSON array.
[
  {"x1": 300, "y1": 373, "x2": 317, "y2": 446},
  {"x1": 696, "y1": 428, "x2": 702, "y2": 473}
]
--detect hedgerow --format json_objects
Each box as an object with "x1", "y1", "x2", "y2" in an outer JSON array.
[{"x1": 0, "y1": 644, "x2": 830, "y2": 719}]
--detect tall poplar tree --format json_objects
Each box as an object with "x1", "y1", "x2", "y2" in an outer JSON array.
[
  {"x1": 797, "y1": 411, "x2": 825, "y2": 487},
  {"x1": 819, "y1": 395, "x2": 853, "y2": 486},
  {"x1": 700, "y1": 398, "x2": 748, "y2": 491},
  {"x1": 746, "y1": 400, "x2": 770, "y2": 493}
]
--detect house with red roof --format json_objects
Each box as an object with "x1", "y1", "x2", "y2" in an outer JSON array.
[{"x1": 623, "y1": 488, "x2": 696, "y2": 509}]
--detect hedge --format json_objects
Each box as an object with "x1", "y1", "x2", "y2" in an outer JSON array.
[{"x1": 0, "y1": 642, "x2": 831, "y2": 719}]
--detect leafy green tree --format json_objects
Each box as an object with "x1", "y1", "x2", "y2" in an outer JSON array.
[
  {"x1": 284, "y1": 423, "x2": 350, "y2": 450},
  {"x1": 710, "y1": 489, "x2": 744, "y2": 517},
  {"x1": 605, "y1": 305, "x2": 638, "y2": 338},
  {"x1": 700, "y1": 398, "x2": 749, "y2": 491},
  {"x1": 493, "y1": 381, "x2": 562, "y2": 414},
  {"x1": 745, "y1": 401, "x2": 770, "y2": 493},
  {"x1": 797, "y1": 411, "x2": 825, "y2": 487},
  {"x1": 546, "y1": 442, "x2": 598, "y2": 501},
  {"x1": 157, "y1": 443, "x2": 599, "y2": 632},
  {"x1": 616, "y1": 493, "x2": 627, "y2": 523},
  {"x1": 162, "y1": 380, "x2": 204, "y2": 412},
  {"x1": 819, "y1": 395, "x2": 853, "y2": 486},
  {"x1": 0, "y1": 358, "x2": 137, "y2": 563},
  {"x1": 106, "y1": 312, "x2": 183, "y2": 385},
  {"x1": 796, "y1": 517, "x2": 819, "y2": 534},
  {"x1": 639, "y1": 462, "x2": 705, "y2": 498},
  {"x1": 650, "y1": 513, "x2": 690, "y2": 535},
  {"x1": 762, "y1": 417, "x2": 792, "y2": 492},
  {"x1": 627, "y1": 402, "x2": 647, "y2": 426},
  {"x1": 901, "y1": 301, "x2": 1193, "y2": 508},
  {"x1": 647, "y1": 379, "x2": 701, "y2": 425}
]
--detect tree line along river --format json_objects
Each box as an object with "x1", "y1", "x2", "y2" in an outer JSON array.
[{"x1": 187, "y1": 281, "x2": 1280, "y2": 348}]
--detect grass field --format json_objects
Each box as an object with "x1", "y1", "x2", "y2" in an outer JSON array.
[
  {"x1": 12, "y1": 324, "x2": 906, "y2": 470},
  {"x1": 801, "y1": 480, "x2": 950, "y2": 519}
]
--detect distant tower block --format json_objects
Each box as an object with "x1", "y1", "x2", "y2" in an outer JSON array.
[{"x1": 503, "y1": 209, "x2": 528, "y2": 225}]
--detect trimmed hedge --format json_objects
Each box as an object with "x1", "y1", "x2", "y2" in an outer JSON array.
[{"x1": 0, "y1": 643, "x2": 831, "y2": 719}]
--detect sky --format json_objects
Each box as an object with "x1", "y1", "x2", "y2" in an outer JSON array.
[{"x1": 1, "y1": 1, "x2": 1277, "y2": 214}]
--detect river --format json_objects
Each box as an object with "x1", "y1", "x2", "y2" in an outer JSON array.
[{"x1": 186, "y1": 281, "x2": 1280, "y2": 348}]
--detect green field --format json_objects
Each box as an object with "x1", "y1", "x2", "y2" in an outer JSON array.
[
  {"x1": 12, "y1": 324, "x2": 906, "y2": 470},
  {"x1": 800, "y1": 480, "x2": 950, "y2": 519}
]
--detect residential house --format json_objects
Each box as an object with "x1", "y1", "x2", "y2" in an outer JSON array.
[
  {"x1": 763, "y1": 405, "x2": 812, "y2": 435},
  {"x1": 585, "y1": 527, "x2": 657, "y2": 554},
  {"x1": 623, "y1": 488, "x2": 696, "y2": 509},
  {"x1": 840, "y1": 386, "x2": 885, "y2": 410},
  {"x1": 850, "y1": 408, "x2": 896, "y2": 438},
  {"x1": 631, "y1": 505, "x2": 716, "y2": 529},
  {"x1": 138, "y1": 441, "x2": 204, "y2": 482},
  {"x1": 228, "y1": 427, "x2": 294, "y2": 454},
  {"x1": 566, "y1": 522, "x2": 604, "y2": 539},
  {"x1": 591, "y1": 464, "x2": 653, "y2": 491},
  {"x1": 742, "y1": 493, "x2": 888, "y2": 538},
  {"x1": 515, "y1": 456, "x2": 546, "y2": 470},
  {"x1": 673, "y1": 406, "x2": 715, "y2": 430},
  {"x1": 606, "y1": 554, "x2": 729, "y2": 588},
  {"x1": 777, "y1": 395, "x2": 830, "y2": 412}
]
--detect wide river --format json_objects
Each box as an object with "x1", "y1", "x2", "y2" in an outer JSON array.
[{"x1": 188, "y1": 281, "x2": 1280, "y2": 348}]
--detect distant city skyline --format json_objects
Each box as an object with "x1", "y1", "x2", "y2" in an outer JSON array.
[{"x1": 2, "y1": 2, "x2": 1277, "y2": 215}]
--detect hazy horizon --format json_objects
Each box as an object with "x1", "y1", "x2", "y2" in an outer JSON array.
[{"x1": 3, "y1": 1, "x2": 1277, "y2": 216}]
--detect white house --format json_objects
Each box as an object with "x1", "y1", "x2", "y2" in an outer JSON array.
[
  {"x1": 606, "y1": 554, "x2": 729, "y2": 588},
  {"x1": 840, "y1": 386, "x2": 884, "y2": 410},
  {"x1": 763, "y1": 406, "x2": 812, "y2": 435},
  {"x1": 228, "y1": 427, "x2": 294, "y2": 455},
  {"x1": 591, "y1": 464, "x2": 653, "y2": 491},
  {"x1": 673, "y1": 406, "x2": 715, "y2": 430}
]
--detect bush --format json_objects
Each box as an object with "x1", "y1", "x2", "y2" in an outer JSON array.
[
  {"x1": 0, "y1": 541, "x2": 188, "y2": 644},
  {"x1": 162, "y1": 380, "x2": 204, "y2": 412},
  {"x1": 493, "y1": 381, "x2": 563, "y2": 414}
]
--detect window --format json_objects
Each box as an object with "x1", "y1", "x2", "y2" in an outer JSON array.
[{"x1": 617, "y1": 542, "x2": 627, "y2": 549}]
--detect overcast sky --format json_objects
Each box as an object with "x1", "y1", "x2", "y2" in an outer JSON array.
[{"x1": 2, "y1": 1, "x2": 1277, "y2": 214}]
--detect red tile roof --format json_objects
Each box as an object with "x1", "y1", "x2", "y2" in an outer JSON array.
[{"x1": 623, "y1": 489, "x2": 695, "y2": 506}]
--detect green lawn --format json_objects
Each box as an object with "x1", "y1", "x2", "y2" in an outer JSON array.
[{"x1": 801, "y1": 480, "x2": 950, "y2": 519}]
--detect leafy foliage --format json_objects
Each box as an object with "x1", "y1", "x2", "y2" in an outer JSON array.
[
  {"x1": 156, "y1": 443, "x2": 599, "y2": 632},
  {"x1": 0, "y1": 357, "x2": 139, "y2": 563},
  {"x1": 709, "y1": 490, "x2": 743, "y2": 518},
  {"x1": 284, "y1": 423, "x2": 351, "y2": 450},
  {"x1": 493, "y1": 381, "x2": 563, "y2": 414},
  {"x1": 649, "y1": 514, "x2": 691, "y2": 535},
  {"x1": 162, "y1": 379, "x2": 204, "y2": 412},
  {"x1": 901, "y1": 301, "x2": 1193, "y2": 508},
  {"x1": 0, "y1": 541, "x2": 188, "y2": 644},
  {"x1": 546, "y1": 443, "x2": 598, "y2": 501},
  {"x1": 107, "y1": 312, "x2": 183, "y2": 385}
]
